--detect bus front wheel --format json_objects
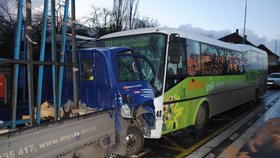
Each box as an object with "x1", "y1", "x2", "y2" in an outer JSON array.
[
  {"x1": 124, "y1": 126, "x2": 144, "y2": 156},
  {"x1": 194, "y1": 104, "x2": 209, "y2": 130}
]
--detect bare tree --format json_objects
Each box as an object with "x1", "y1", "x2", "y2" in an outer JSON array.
[
  {"x1": 0, "y1": 0, "x2": 17, "y2": 58},
  {"x1": 111, "y1": 0, "x2": 140, "y2": 30},
  {"x1": 0, "y1": 0, "x2": 16, "y2": 28},
  {"x1": 83, "y1": 1, "x2": 160, "y2": 37},
  {"x1": 111, "y1": 0, "x2": 126, "y2": 31},
  {"x1": 135, "y1": 16, "x2": 160, "y2": 29},
  {"x1": 111, "y1": 0, "x2": 158, "y2": 31},
  {"x1": 127, "y1": 0, "x2": 139, "y2": 30},
  {"x1": 84, "y1": 5, "x2": 112, "y2": 37}
]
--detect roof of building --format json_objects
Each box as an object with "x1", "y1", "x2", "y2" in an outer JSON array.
[
  {"x1": 219, "y1": 32, "x2": 255, "y2": 47},
  {"x1": 257, "y1": 44, "x2": 279, "y2": 58}
]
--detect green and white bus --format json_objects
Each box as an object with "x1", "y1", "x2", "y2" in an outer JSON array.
[{"x1": 98, "y1": 28, "x2": 268, "y2": 138}]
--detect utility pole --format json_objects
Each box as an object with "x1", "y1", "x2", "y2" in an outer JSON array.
[
  {"x1": 26, "y1": 0, "x2": 35, "y2": 126},
  {"x1": 275, "y1": 39, "x2": 278, "y2": 55},
  {"x1": 243, "y1": 0, "x2": 248, "y2": 44},
  {"x1": 71, "y1": 0, "x2": 79, "y2": 108},
  {"x1": 275, "y1": 35, "x2": 280, "y2": 56}
]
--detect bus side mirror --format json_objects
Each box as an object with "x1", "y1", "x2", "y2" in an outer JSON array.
[{"x1": 169, "y1": 34, "x2": 181, "y2": 64}]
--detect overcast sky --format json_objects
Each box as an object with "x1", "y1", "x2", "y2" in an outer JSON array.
[
  {"x1": 75, "y1": 0, "x2": 280, "y2": 55},
  {"x1": 9, "y1": 0, "x2": 280, "y2": 55}
]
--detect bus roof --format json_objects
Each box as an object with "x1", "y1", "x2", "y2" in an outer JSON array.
[
  {"x1": 235, "y1": 44, "x2": 267, "y2": 55},
  {"x1": 100, "y1": 27, "x2": 186, "y2": 39},
  {"x1": 100, "y1": 27, "x2": 243, "y2": 52},
  {"x1": 100, "y1": 27, "x2": 267, "y2": 56}
]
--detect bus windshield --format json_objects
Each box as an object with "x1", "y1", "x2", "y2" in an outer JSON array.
[{"x1": 98, "y1": 33, "x2": 167, "y2": 96}]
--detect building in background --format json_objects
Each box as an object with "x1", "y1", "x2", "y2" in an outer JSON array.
[
  {"x1": 257, "y1": 44, "x2": 279, "y2": 67},
  {"x1": 219, "y1": 29, "x2": 255, "y2": 47}
]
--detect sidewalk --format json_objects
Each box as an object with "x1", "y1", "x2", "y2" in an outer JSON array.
[{"x1": 219, "y1": 94, "x2": 280, "y2": 158}]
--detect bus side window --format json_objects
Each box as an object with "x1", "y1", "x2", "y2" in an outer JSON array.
[
  {"x1": 237, "y1": 52, "x2": 244, "y2": 73},
  {"x1": 201, "y1": 43, "x2": 213, "y2": 75},
  {"x1": 242, "y1": 52, "x2": 248, "y2": 73},
  {"x1": 217, "y1": 48, "x2": 227, "y2": 75},
  {"x1": 226, "y1": 51, "x2": 242, "y2": 74},
  {"x1": 186, "y1": 40, "x2": 201, "y2": 76}
]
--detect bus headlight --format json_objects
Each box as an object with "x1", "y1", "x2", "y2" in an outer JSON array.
[{"x1": 121, "y1": 104, "x2": 133, "y2": 118}]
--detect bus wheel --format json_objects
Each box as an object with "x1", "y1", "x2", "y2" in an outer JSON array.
[
  {"x1": 249, "y1": 90, "x2": 258, "y2": 105},
  {"x1": 124, "y1": 126, "x2": 144, "y2": 156},
  {"x1": 194, "y1": 104, "x2": 208, "y2": 130}
]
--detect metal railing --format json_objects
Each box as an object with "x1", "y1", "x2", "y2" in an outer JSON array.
[{"x1": 0, "y1": 0, "x2": 78, "y2": 129}]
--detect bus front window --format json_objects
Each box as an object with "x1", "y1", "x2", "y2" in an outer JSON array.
[{"x1": 98, "y1": 33, "x2": 167, "y2": 96}]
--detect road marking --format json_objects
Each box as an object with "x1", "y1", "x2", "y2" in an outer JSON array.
[
  {"x1": 176, "y1": 112, "x2": 245, "y2": 158},
  {"x1": 205, "y1": 153, "x2": 216, "y2": 158},
  {"x1": 159, "y1": 145, "x2": 184, "y2": 152},
  {"x1": 229, "y1": 133, "x2": 239, "y2": 140},
  {"x1": 162, "y1": 135, "x2": 186, "y2": 151},
  {"x1": 245, "y1": 121, "x2": 253, "y2": 126}
]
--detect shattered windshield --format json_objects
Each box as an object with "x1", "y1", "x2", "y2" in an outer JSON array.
[
  {"x1": 117, "y1": 55, "x2": 140, "y2": 82},
  {"x1": 98, "y1": 33, "x2": 167, "y2": 96}
]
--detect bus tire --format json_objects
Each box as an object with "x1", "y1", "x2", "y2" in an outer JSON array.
[
  {"x1": 124, "y1": 126, "x2": 144, "y2": 156},
  {"x1": 249, "y1": 89, "x2": 258, "y2": 105},
  {"x1": 194, "y1": 103, "x2": 209, "y2": 130}
]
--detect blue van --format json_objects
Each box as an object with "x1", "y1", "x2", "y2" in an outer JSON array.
[{"x1": 43, "y1": 47, "x2": 156, "y2": 156}]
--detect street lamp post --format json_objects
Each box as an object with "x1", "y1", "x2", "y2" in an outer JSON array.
[
  {"x1": 275, "y1": 39, "x2": 278, "y2": 55},
  {"x1": 275, "y1": 35, "x2": 280, "y2": 66},
  {"x1": 243, "y1": 0, "x2": 248, "y2": 44},
  {"x1": 275, "y1": 35, "x2": 280, "y2": 56}
]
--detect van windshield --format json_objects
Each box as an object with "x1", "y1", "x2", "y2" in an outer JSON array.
[
  {"x1": 117, "y1": 55, "x2": 141, "y2": 82},
  {"x1": 98, "y1": 33, "x2": 167, "y2": 96}
]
